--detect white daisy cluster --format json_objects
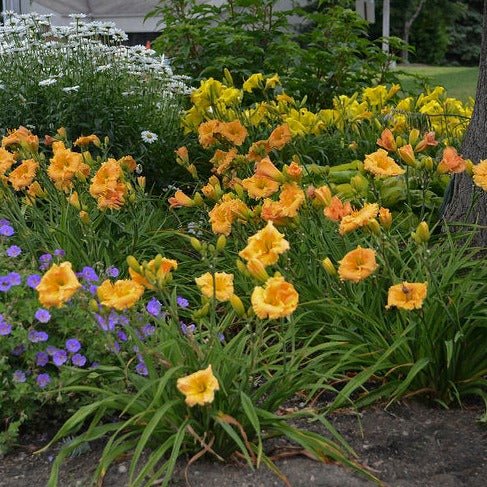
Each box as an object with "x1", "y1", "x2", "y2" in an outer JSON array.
[{"x1": 0, "y1": 11, "x2": 191, "y2": 96}]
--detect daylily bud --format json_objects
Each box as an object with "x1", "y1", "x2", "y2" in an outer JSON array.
[
  {"x1": 79, "y1": 210, "x2": 90, "y2": 224},
  {"x1": 89, "y1": 299, "x2": 99, "y2": 312},
  {"x1": 234, "y1": 183, "x2": 245, "y2": 200},
  {"x1": 379, "y1": 207, "x2": 392, "y2": 229},
  {"x1": 153, "y1": 254, "x2": 163, "y2": 270},
  {"x1": 423, "y1": 156, "x2": 434, "y2": 171},
  {"x1": 190, "y1": 237, "x2": 202, "y2": 251},
  {"x1": 236, "y1": 259, "x2": 250, "y2": 276},
  {"x1": 408, "y1": 129, "x2": 420, "y2": 147},
  {"x1": 186, "y1": 164, "x2": 198, "y2": 179},
  {"x1": 398, "y1": 144, "x2": 416, "y2": 166},
  {"x1": 126, "y1": 255, "x2": 140, "y2": 273},
  {"x1": 216, "y1": 235, "x2": 227, "y2": 252},
  {"x1": 247, "y1": 259, "x2": 270, "y2": 282},
  {"x1": 230, "y1": 294, "x2": 246, "y2": 317},
  {"x1": 137, "y1": 176, "x2": 146, "y2": 189},
  {"x1": 193, "y1": 192, "x2": 204, "y2": 206},
  {"x1": 413, "y1": 221, "x2": 430, "y2": 243},
  {"x1": 321, "y1": 257, "x2": 336, "y2": 276}
]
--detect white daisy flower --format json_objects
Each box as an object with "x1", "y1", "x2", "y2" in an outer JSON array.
[
  {"x1": 141, "y1": 131, "x2": 158, "y2": 144},
  {"x1": 62, "y1": 85, "x2": 80, "y2": 93},
  {"x1": 38, "y1": 78, "x2": 57, "y2": 86}
]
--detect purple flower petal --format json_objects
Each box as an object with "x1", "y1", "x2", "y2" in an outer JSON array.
[
  {"x1": 36, "y1": 373, "x2": 51, "y2": 388},
  {"x1": 71, "y1": 353, "x2": 87, "y2": 367},
  {"x1": 66, "y1": 338, "x2": 81, "y2": 353},
  {"x1": 35, "y1": 308, "x2": 51, "y2": 323}
]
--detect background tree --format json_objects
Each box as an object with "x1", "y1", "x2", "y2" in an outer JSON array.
[{"x1": 442, "y1": 0, "x2": 487, "y2": 246}]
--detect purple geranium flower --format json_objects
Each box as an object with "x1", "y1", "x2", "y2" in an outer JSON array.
[
  {"x1": 53, "y1": 248, "x2": 65, "y2": 257},
  {"x1": 176, "y1": 296, "x2": 189, "y2": 308},
  {"x1": 13, "y1": 370, "x2": 26, "y2": 383},
  {"x1": 36, "y1": 373, "x2": 51, "y2": 388},
  {"x1": 141, "y1": 324, "x2": 156, "y2": 337},
  {"x1": 6, "y1": 245, "x2": 21, "y2": 258},
  {"x1": 0, "y1": 273, "x2": 21, "y2": 292},
  {"x1": 146, "y1": 297, "x2": 162, "y2": 317},
  {"x1": 26, "y1": 274, "x2": 41, "y2": 289},
  {"x1": 0, "y1": 276, "x2": 12, "y2": 292},
  {"x1": 135, "y1": 361, "x2": 148, "y2": 376},
  {"x1": 35, "y1": 308, "x2": 51, "y2": 323},
  {"x1": 116, "y1": 330, "x2": 128, "y2": 342},
  {"x1": 0, "y1": 223, "x2": 14, "y2": 237},
  {"x1": 71, "y1": 353, "x2": 87, "y2": 367},
  {"x1": 0, "y1": 319, "x2": 12, "y2": 335},
  {"x1": 7, "y1": 272, "x2": 21, "y2": 286},
  {"x1": 36, "y1": 351, "x2": 49, "y2": 366},
  {"x1": 11, "y1": 344, "x2": 25, "y2": 356},
  {"x1": 105, "y1": 266, "x2": 119, "y2": 278},
  {"x1": 79, "y1": 266, "x2": 99, "y2": 282},
  {"x1": 52, "y1": 349, "x2": 68, "y2": 366},
  {"x1": 28, "y1": 330, "x2": 49, "y2": 343},
  {"x1": 66, "y1": 339, "x2": 81, "y2": 353},
  {"x1": 39, "y1": 253, "x2": 52, "y2": 271}
]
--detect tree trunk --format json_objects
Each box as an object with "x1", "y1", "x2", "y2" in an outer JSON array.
[
  {"x1": 401, "y1": 0, "x2": 427, "y2": 64},
  {"x1": 442, "y1": 0, "x2": 487, "y2": 247}
]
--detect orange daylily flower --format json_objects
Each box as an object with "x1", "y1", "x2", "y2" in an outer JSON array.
[
  {"x1": 74, "y1": 134, "x2": 101, "y2": 147},
  {"x1": 339, "y1": 203, "x2": 379, "y2": 235},
  {"x1": 338, "y1": 247, "x2": 378, "y2": 283},
  {"x1": 241, "y1": 174, "x2": 280, "y2": 199},
  {"x1": 267, "y1": 123, "x2": 292, "y2": 150},
  {"x1": 8, "y1": 159, "x2": 38, "y2": 190},
  {"x1": 376, "y1": 128, "x2": 396, "y2": 152},
  {"x1": 2, "y1": 126, "x2": 39, "y2": 152},
  {"x1": 218, "y1": 120, "x2": 248, "y2": 146},
  {"x1": 415, "y1": 131, "x2": 438, "y2": 152},
  {"x1": 239, "y1": 221, "x2": 289, "y2": 266},
  {"x1": 251, "y1": 275, "x2": 299, "y2": 319},
  {"x1": 97, "y1": 279, "x2": 145, "y2": 310},
  {"x1": 254, "y1": 156, "x2": 284, "y2": 182},
  {"x1": 168, "y1": 190, "x2": 195, "y2": 209},
  {"x1": 36, "y1": 262, "x2": 82, "y2": 308},
  {"x1": 472, "y1": 160, "x2": 487, "y2": 191},
  {"x1": 437, "y1": 146, "x2": 466, "y2": 174},
  {"x1": 177, "y1": 365, "x2": 220, "y2": 407},
  {"x1": 364, "y1": 149, "x2": 405, "y2": 178},
  {"x1": 195, "y1": 272, "x2": 234, "y2": 302},
  {"x1": 198, "y1": 120, "x2": 221, "y2": 148},
  {"x1": 324, "y1": 196, "x2": 352, "y2": 222},
  {"x1": 386, "y1": 282, "x2": 428, "y2": 310}
]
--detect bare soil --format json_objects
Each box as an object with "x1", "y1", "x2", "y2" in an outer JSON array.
[{"x1": 0, "y1": 400, "x2": 485, "y2": 487}]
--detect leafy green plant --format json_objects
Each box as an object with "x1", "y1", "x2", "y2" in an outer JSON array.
[
  {"x1": 148, "y1": 1, "x2": 403, "y2": 107},
  {"x1": 38, "y1": 285, "x2": 379, "y2": 486}
]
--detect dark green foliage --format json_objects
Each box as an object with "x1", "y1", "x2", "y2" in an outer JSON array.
[{"x1": 149, "y1": 1, "x2": 402, "y2": 107}]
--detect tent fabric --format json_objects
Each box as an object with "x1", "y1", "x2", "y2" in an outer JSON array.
[{"x1": 33, "y1": 0, "x2": 160, "y2": 16}]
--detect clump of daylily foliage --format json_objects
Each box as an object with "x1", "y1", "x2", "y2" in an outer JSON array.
[{"x1": 1, "y1": 71, "x2": 486, "y2": 486}]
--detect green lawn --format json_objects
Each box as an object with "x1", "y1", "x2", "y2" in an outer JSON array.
[{"x1": 396, "y1": 65, "x2": 479, "y2": 102}]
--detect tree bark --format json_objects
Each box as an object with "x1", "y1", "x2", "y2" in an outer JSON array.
[{"x1": 442, "y1": 0, "x2": 487, "y2": 247}]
